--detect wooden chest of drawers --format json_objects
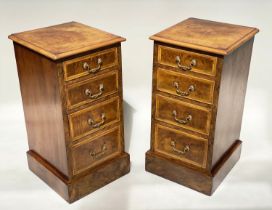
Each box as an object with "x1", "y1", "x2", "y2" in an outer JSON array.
[
  {"x1": 9, "y1": 22, "x2": 130, "y2": 203},
  {"x1": 145, "y1": 18, "x2": 259, "y2": 195}
]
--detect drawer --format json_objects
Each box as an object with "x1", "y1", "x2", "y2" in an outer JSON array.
[
  {"x1": 155, "y1": 95, "x2": 211, "y2": 135},
  {"x1": 66, "y1": 71, "x2": 118, "y2": 109},
  {"x1": 154, "y1": 124, "x2": 208, "y2": 168},
  {"x1": 157, "y1": 45, "x2": 217, "y2": 76},
  {"x1": 63, "y1": 47, "x2": 118, "y2": 81},
  {"x1": 68, "y1": 97, "x2": 120, "y2": 141},
  {"x1": 156, "y1": 68, "x2": 215, "y2": 104},
  {"x1": 71, "y1": 126, "x2": 121, "y2": 175}
]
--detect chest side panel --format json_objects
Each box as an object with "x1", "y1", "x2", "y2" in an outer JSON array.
[
  {"x1": 212, "y1": 38, "x2": 254, "y2": 167},
  {"x1": 14, "y1": 43, "x2": 68, "y2": 176}
]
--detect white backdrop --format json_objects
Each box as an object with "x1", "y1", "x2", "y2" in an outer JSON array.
[{"x1": 1, "y1": 0, "x2": 272, "y2": 209}]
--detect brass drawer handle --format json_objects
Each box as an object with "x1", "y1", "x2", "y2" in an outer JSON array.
[
  {"x1": 90, "y1": 143, "x2": 107, "y2": 159},
  {"x1": 87, "y1": 113, "x2": 105, "y2": 128},
  {"x1": 171, "y1": 140, "x2": 190, "y2": 155},
  {"x1": 172, "y1": 110, "x2": 192, "y2": 124},
  {"x1": 85, "y1": 84, "x2": 104, "y2": 99},
  {"x1": 175, "y1": 56, "x2": 196, "y2": 71},
  {"x1": 173, "y1": 81, "x2": 195, "y2": 96},
  {"x1": 83, "y1": 58, "x2": 102, "y2": 73}
]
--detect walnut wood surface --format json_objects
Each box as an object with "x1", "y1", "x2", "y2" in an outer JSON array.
[
  {"x1": 63, "y1": 47, "x2": 118, "y2": 81},
  {"x1": 146, "y1": 150, "x2": 212, "y2": 194},
  {"x1": 71, "y1": 126, "x2": 122, "y2": 175},
  {"x1": 211, "y1": 38, "x2": 254, "y2": 167},
  {"x1": 154, "y1": 123, "x2": 208, "y2": 168},
  {"x1": 157, "y1": 68, "x2": 215, "y2": 104},
  {"x1": 155, "y1": 94, "x2": 212, "y2": 135},
  {"x1": 69, "y1": 152, "x2": 129, "y2": 202},
  {"x1": 68, "y1": 97, "x2": 120, "y2": 141},
  {"x1": 211, "y1": 140, "x2": 242, "y2": 193},
  {"x1": 146, "y1": 18, "x2": 258, "y2": 195},
  {"x1": 27, "y1": 150, "x2": 130, "y2": 203},
  {"x1": 151, "y1": 18, "x2": 258, "y2": 55},
  {"x1": 10, "y1": 22, "x2": 129, "y2": 203},
  {"x1": 66, "y1": 71, "x2": 119, "y2": 109},
  {"x1": 14, "y1": 43, "x2": 69, "y2": 176},
  {"x1": 9, "y1": 22, "x2": 125, "y2": 60},
  {"x1": 146, "y1": 140, "x2": 242, "y2": 196},
  {"x1": 158, "y1": 45, "x2": 218, "y2": 76}
]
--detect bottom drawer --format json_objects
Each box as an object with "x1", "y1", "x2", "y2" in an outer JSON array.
[
  {"x1": 72, "y1": 126, "x2": 122, "y2": 175},
  {"x1": 154, "y1": 123, "x2": 208, "y2": 168}
]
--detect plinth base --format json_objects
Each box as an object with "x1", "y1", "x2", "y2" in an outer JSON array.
[
  {"x1": 145, "y1": 140, "x2": 242, "y2": 195},
  {"x1": 27, "y1": 150, "x2": 130, "y2": 203}
]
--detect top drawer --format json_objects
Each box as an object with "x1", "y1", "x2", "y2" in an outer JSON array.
[
  {"x1": 157, "y1": 45, "x2": 218, "y2": 76},
  {"x1": 63, "y1": 47, "x2": 118, "y2": 81}
]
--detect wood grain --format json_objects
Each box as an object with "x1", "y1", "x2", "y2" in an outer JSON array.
[
  {"x1": 155, "y1": 94, "x2": 212, "y2": 135},
  {"x1": 156, "y1": 68, "x2": 215, "y2": 104},
  {"x1": 69, "y1": 152, "x2": 130, "y2": 203},
  {"x1": 71, "y1": 126, "x2": 122, "y2": 175},
  {"x1": 14, "y1": 43, "x2": 69, "y2": 176},
  {"x1": 158, "y1": 45, "x2": 218, "y2": 76},
  {"x1": 66, "y1": 71, "x2": 119, "y2": 109},
  {"x1": 63, "y1": 47, "x2": 118, "y2": 81},
  {"x1": 146, "y1": 150, "x2": 212, "y2": 194},
  {"x1": 150, "y1": 18, "x2": 259, "y2": 55},
  {"x1": 154, "y1": 123, "x2": 208, "y2": 168},
  {"x1": 146, "y1": 18, "x2": 258, "y2": 195},
  {"x1": 146, "y1": 139, "x2": 242, "y2": 196},
  {"x1": 10, "y1": 22, "x2": 130, "y2": 203},
  {"x1": 211, "y1": 140, "x2": 242, "y2": 193},
  {"x1": 9, "y1": 22, "x2": 125, "y2": 60},
  {"x1": 27, "y1": 150, "x2": 130, "y2": 203},
  {"x1": 68, "y1": 96, "x2": 120, "y2": 141},
  {"x1": 211, "y1": 38, "x2": 254, "y2": 167}
]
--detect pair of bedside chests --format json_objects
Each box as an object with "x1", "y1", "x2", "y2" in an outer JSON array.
[{"x1": 9, "y1": 18, "x2": 259, "y2": 203}]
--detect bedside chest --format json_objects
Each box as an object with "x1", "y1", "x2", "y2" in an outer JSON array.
[
  {"x1": 9, "y1": 22, "x2": 130, "y2": 203},
  {"x1": 145, "y1": 18, "x2": 259, "y2": 195}
]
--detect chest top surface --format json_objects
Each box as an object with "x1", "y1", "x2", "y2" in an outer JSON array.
[
  {"x1": 150, "y1": 18, "x2": 259, "y2": 55},
  {"x1": 9, "y1": 21, "x2": 125, "y2": 60}
]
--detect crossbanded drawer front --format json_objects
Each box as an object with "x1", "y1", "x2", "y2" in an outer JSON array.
[
  {"x1": 154, "y1": 124, "x2": 208, "y2": 168},
  {"x1": 71, "y1": 126, "x2": 121, "y2": 175},
  {"x1": 157, "y1": 45, "x2": 217, "y2": 76},
  {"x1": 155, "y1": 94, "x2": 212, "y2": 135},
  {"x1": 68, "y1": 97, "x2": 120, "y2": 141},
  {"x1": 66, "y1": 71, "x2": 118, "y2": 109},
  {"x1": 63, "y1": 47, "x2": 118, "y2": 81},
  {"x1": 156, "y1": 68, "x2": 215, "y2": 104}
]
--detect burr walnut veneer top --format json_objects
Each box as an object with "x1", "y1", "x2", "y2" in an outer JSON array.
[
  {"x1": 9, "y1": 21, "x2": 125, "y2": 60},
  {"x1": 150, "y1": 18, "x2": 259, "y2": 55}
]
